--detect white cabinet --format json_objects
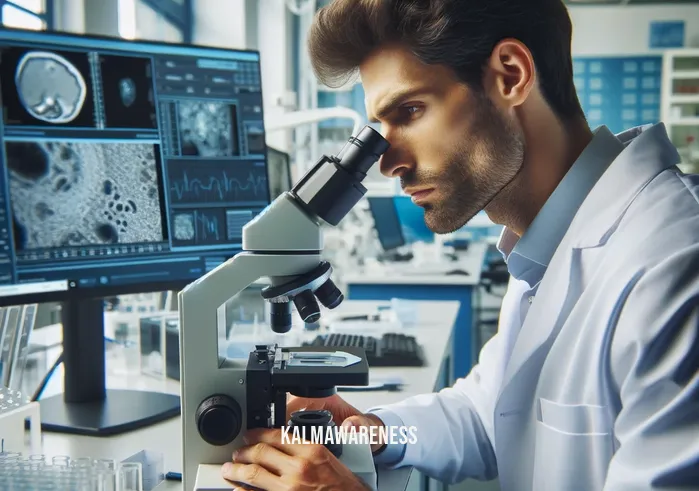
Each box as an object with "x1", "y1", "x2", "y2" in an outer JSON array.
[{"x1": 661, "y1": 49, "x2": 699, "y2": 172}]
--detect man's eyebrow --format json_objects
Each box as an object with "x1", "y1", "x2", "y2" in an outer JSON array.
[{"x1": 368, "y1": 87, "x2": 429, "y2": 123}]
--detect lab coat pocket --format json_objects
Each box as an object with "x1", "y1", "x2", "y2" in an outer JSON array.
[{"x1": 532, "y1": 398, "x2": 614, "y2": 491}]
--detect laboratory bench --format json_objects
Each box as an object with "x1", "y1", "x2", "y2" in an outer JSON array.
[
  {"x1": 343, "y1": 242, "x2": 490, "y2": 383},
  {"x1": 24, "y1": 299, "x2": 460, "y2": 491}
]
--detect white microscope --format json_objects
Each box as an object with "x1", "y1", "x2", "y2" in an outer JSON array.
[{"x1": 177, "y1": 125, "x2": 390, "y2": 490}]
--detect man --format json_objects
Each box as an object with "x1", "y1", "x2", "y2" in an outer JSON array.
[{"x1": 221, "y1": 0, "x2": 699, "y2": 489}]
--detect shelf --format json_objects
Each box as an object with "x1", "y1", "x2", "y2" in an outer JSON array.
[
  {"x1": 670, "y1": 95, "x2": 699, "y2": 104},
  {"x1": 667, "y1": 118, "x2": 699, "y2": 126},
  {"x1": 672, "y1": 70, "x2": 699, "y2": 80},
  {"x1": 665, "y1": 49, "x2": 699, "y2": 58}
]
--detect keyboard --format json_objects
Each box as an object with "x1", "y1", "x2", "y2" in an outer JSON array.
[{"x1": 303, "y1": 332, "x2": 424, "y2": 367}]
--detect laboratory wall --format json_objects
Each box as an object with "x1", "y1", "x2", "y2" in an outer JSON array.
[
  {"x1": 569, "y1": 5, "x2": 699, "y2": 56},
  {"x1": 192, "y1": 0, "x2": 246, "y2": 50}
]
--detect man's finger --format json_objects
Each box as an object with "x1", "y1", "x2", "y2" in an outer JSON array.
[
  {"x1": 221, "y1": 462, "x2": 287, "y2": 491},
  {"x1": 233, "y1": 442, "x2": 300, "y2": 475},
  {"x1": 245, "y1": 428, "x2": 332, "y2": 461}
]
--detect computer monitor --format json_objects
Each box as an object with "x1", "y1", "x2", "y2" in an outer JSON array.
[
  {"x1": 0, "y1": 27, "x2": 271, "y2": 435},
  {"x1": 367, "y1": 197, "x2": 405, "y2": 251},
  {"x1": 266, "y1": 145, "x2": 292, "y2": 200},
  {"x1": 393, "y1": 196, "x2": 434, "y2": 244}
]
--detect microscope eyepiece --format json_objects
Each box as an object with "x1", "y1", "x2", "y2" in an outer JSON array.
[
  {"x1": 336, "y1": 126, "x2": 390, "y2": 179},
  {"x1": 291, "y1": 125, "x2": 390, "y2": 227}
]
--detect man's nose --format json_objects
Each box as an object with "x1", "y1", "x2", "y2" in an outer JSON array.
[{"x1": 379, "y1": 148, "x2": 412, "y2": 178}]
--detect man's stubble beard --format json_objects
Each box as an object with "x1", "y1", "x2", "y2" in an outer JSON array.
[{"x1": 423, "y1": 98, "x2": 526, "y2": 234}]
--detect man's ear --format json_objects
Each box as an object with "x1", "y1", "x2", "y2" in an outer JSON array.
[{"x1": 483, "y1": 39, "x2": 536, "y2": 110}]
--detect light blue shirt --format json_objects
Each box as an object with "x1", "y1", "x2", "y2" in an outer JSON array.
[{"x1": 370, "y1": 125, "x2": 626, "y2": 465}]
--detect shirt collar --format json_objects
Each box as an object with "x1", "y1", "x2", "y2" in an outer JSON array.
[{"x1": 497, "y1": 125, "x2": 625, "y2": 286}]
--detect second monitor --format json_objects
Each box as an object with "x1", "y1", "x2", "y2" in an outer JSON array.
[
  {"x1": 267, "y1": 146, "x2": 292, "y2": 200},
  {"x1": 368, "y1": 196, "x2": 434, "y2": 254}
]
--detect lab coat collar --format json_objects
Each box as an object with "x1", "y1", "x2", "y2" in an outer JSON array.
[
  {"x1": 567, "y1": 123, "x2": 681, "y2": 249},
  {"x1": 497, "y1": 125, "x2": 625, "y2": 286}
]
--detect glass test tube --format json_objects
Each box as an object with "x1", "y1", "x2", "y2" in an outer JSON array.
[
  {"x1": 72, "y1": 457, "x2": 94, "y2": 468},
  {"x1": 28, "y1": 454, "x2": 46, "y2": 465},
  {"x1": 117, "y1": 462, "x2": 143, "y2": 491},
  {"x1": 52, "y1": 455, "x2": 71, "y2": 467},
  {"x1": 96, "y1": 458, "x2": 118, "y2": 491}
]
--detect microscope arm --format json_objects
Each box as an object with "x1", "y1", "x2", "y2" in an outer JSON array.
[
  {"x1": 179, "y1": 125, "x2": 390, "y2": 491},
  {"x1": 180, "y1": 252, "x2": 324, "y2": 485}
]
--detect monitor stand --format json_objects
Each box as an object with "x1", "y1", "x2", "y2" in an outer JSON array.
[{"x1": 37, "y1": 298, "x2": 181, "y2": 436}]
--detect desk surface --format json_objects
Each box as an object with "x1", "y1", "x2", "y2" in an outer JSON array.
[
  {"x1": 344, "y1": 242, "x2": 488, "y2": 286},
  {"x1": 33, "y1": 300, "x2": 459, "y2": 486}
]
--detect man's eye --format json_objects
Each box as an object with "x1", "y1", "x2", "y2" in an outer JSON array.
[{"x1": 402, "y1": 105, "x2": 422, "y2": 118}]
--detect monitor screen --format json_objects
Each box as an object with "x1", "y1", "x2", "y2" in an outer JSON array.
[
  {"x1": 0, "y1": 28, "x2": 270, "y2": 306},
  {"x1": 393, "y1": 196, "x2": 434, "y2": 244},
  {"x1": 266, "y1": 146, "x2": 291, "y2": 200},
  {"x1": 367, "y1": 197, "x2": 405, "y2": 251}
]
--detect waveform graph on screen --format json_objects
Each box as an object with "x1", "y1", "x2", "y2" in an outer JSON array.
[
  {"x1": 195, "y1": 210, "x2": 223, "y2": 243},
  {"x1": 167, "y1": 159, "x2": 268, "y2": 207}
]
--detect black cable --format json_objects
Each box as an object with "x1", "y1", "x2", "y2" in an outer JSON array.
[{"x1": 31, "y1": 351, "x2": 63, "y2": 402}]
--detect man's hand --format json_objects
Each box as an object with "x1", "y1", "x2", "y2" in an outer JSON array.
[
  {"x1": 221, "y1": 428, "x2": 371, "y2": 491},
  {"x1": 286, "y1": 393, "x2": 387, "y2": 453}
]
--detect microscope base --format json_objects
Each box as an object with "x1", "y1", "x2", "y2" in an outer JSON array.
[{"x1": 193, "y1": 442, "x2": 377, "y2": 491}]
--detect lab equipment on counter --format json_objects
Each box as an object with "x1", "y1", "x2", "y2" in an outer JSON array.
[
  {"x1": 120, "y1": 450, "x2": 165, "y2": 491},
  {"x1": 177, "y1": 125, "x2": 390, "y2": 490},
  {"x1": 0, "y1": 304, "x2": 37, "y2": 394},
  {"x1": 0, "y1": 386, "x2": 41, "y2": 457},
  {"x1": 0, "y1": 453, "x2": 144, "y2": 491},
  {"x1": 304, "y1": 332, "x2": 424, "y2": 367},
  {"x1": 139, "y1": 312, "x2": 180, "y2": 381}
]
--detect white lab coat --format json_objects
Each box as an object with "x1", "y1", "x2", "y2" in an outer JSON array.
[{"x1": 372, "y1": 123, "x2": 699, "y2": 490}]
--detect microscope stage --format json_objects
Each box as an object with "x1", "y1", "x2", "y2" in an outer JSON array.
[{"x1": 273, "y1": 346, "x2": 370, "y2": 390}]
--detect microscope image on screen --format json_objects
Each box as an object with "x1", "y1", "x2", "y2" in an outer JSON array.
[
  {"x1": 0, "y1": 47, "x2": 96, "y2": 127},
  {"x1": 99, "y1": 54, "x2": 157, "y2": 129},
  {"x1": 177, "y1": 100, "x2": 240, "y2": 157},
  {"x1": 7, "y1": 140, "x2": 167, "y2": 250}
]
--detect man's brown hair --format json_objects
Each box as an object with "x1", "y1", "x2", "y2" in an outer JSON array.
[{"x1": 308, "y1": 0, "x2": 584, "y2": 121}]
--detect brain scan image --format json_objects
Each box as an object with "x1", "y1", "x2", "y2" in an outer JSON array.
[
  {"x1": 15, "y1": 51, "x2": 87, "y2": 124},
  {"x1": 178, "y1": 101, "x2": 239, "y2": 157},
  {"x1": 119, "y1": 78, "x2": 136, "y2": 107},
  {"x1": 7, "y1": 141, "x2": 165, "y2": 250},
  {"x1": 99, "y1": 54, "x2": 157, "y2": 129}
]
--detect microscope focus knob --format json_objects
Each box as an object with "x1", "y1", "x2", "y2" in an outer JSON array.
[{"x1": 196, "y1": 394, "x2": 242, "y2": 446}]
